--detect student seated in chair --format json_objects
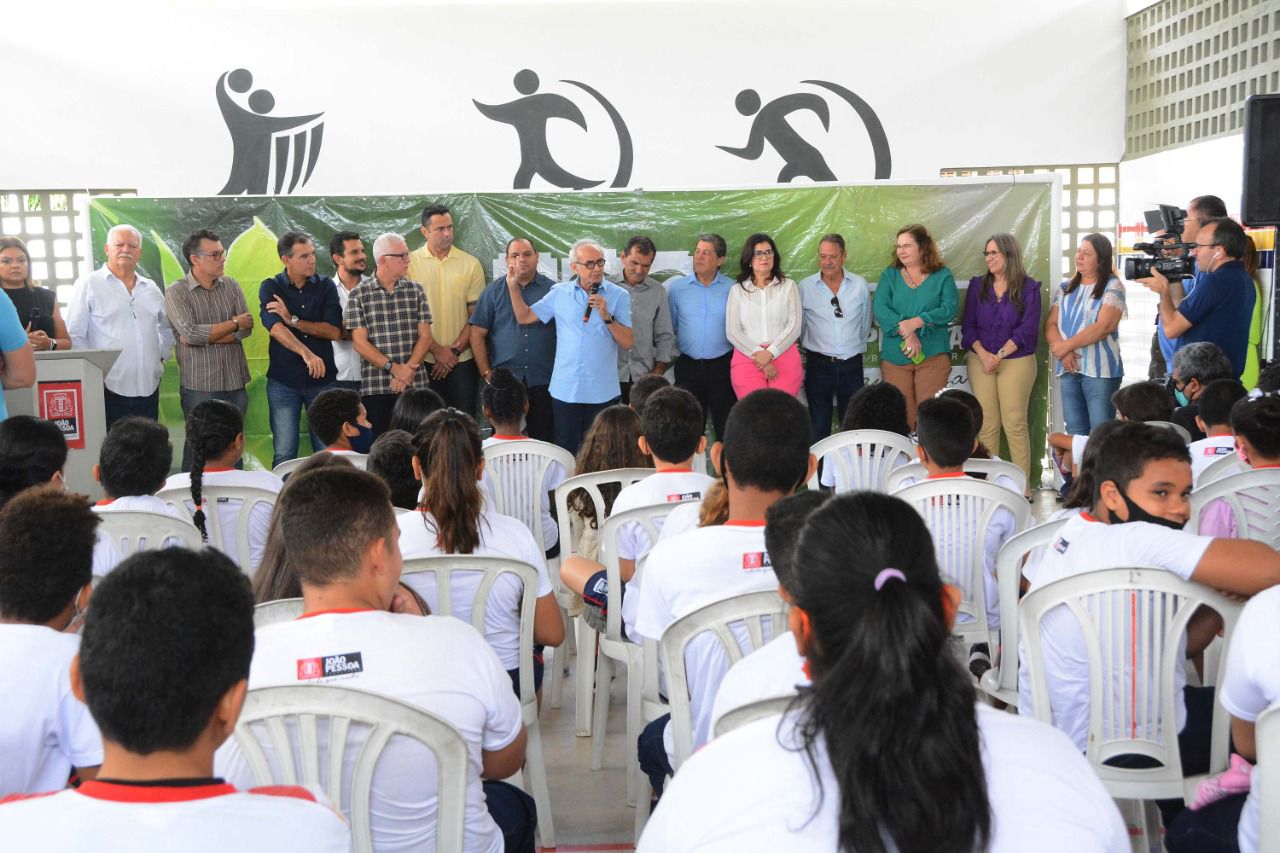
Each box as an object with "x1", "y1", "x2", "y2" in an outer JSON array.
[
  {"x1": 91, "y1": 417, "x2": 186, "y2": 575},
  {"x1": 1187, "y1": 378, "x2": 1247, "y2": 484},
  {"x1": 306, "y1": 388, "x2": 374, "y2": 457},
  {"x1": 0, "y1": 546, "x2": 350, "y2": 852}
]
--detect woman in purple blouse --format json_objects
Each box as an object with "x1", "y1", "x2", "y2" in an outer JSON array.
[{"x1": 960, "y1": 233, "x2": 1041, "y2": 493}]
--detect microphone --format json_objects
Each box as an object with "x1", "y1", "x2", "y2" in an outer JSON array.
[{"x1": 583, "y1": 283, "x2": 600, "y2": 322}]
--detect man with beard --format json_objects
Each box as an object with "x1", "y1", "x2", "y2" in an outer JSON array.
[{"x1": 329, "y1": 231, "x2": 368, "y2": 392}]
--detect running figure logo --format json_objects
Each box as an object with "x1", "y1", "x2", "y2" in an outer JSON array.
[
  {"x1": 474, "y1": 69, "x2": 633, "y2": 189},
  {"x1": 718, "y1": 80, "x2": 892, "y2": 182},
  {"x1": 217, "y1": 68, "x2": 325, "y2": 196}
]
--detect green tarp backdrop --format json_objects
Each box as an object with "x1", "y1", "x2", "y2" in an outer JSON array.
[{"x1": 90, "y1": 181, "x2": 1054, "y2": 484}]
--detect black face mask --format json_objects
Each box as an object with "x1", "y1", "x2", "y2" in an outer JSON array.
[{"x1": 1106, "y1": 488, "x2": 1186, "y2": 531}]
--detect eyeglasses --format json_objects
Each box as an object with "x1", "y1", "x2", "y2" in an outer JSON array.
[
  {"x1": 575, "y1": 259, "x2": 607, "y2": 270},
  {"x1": 753, "y1": 249, "x2": 775, "y2": 258},
  {"x1": 982, "y1": 250, "x2": 1001, "y2": 257},
  {"x1": 196, "y1": 250, "x2": 227, "y2": 260},
  {"x1": 1192, "y1": 243, "x2": 1218, "y2": 249},
  {"x1": 382, "y1": 252, "x2": 410, "y2": 261},
  {"x1": 830, "y1": 295, "x2": 844, "y2": 318}
]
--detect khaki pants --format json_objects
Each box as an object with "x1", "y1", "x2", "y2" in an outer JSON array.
[
  {"x1": 881, "y1": 352, "x2": 951, "y2": 431},
  {"x1": 965, "y1": 352, "x2": 1037, "y2": 486}
]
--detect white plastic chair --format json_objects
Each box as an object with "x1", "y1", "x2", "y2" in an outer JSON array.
[
  {"x1": 232, "y1": 685, "x2": 469, "y2": 853},
  {"x1": 253, "y1": 597, "x2": 304, "y2": 629},
  {"x1": 713, "y1": 694, "x2": 797, "y2": 739},
  {"x1": 886, "y1": 457, "x2": 1028, "y2": 495},
  {"x1": 1147, "y1": 420, "x2": 1193, "y2": 443},
  {"x1": 1197, "y1": 452, "x2": 1247, "y2": 486},
  {"x1": 400, "y1": 554, "x2": 556, "y2": 848},
  {"x1": 1019, "y1": 567, "x2": 1241, "y2": 805},
  {"x1": 1189, "y1": 468, "x2": 1280, "y2": 550},
  {"x1": 272, "y1": 453, "x2": 368, "y2": 478},
  {"x1": 95, "y1": 509, "x2": 203, "y2": 557},
  {"x1": 552, "y1": 467, "x2": 654, "y2": 730},
  {"x1": 976, "y1": 517, "x2": 1070, "y2": 707},
  {"x1": 892, "y1": 477, "x2": 1031, "y2": 650},
  {"x1": 156, "y1": 483, "x2": 279, "y2": 574},
  {"x1": 807, "y1": 429, "x2": 916, "y2": 492},
  {"x1": 1257, "y1": 702, "x2": 1280, "y2": 853},
  {"x1": 660, "y1": 589, "x2": 787, "y2": 770}
]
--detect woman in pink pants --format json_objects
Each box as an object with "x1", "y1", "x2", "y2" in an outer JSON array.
[{"x1": 726, "y1": 233, "x2": 803, "y2": 398}]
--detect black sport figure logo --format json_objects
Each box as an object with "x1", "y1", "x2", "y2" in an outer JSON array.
[
  {"x1": 718, "y1": 80, "x2": 891, "y2": 182},
  {"x1": 217, "y1": 68, "x2": 325, "y2": 196},
  {"x1": 474, "y1": 69, "x2": 633, "y2": 190}
]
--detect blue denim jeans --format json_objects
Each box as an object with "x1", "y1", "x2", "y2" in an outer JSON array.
[
  {"x1": 179, "y1": 387, "x2": 249, "y2": 470},
  {"x1": 1058, "y1": 372, "x2": 1121, "y2": 435},
  {"x1": 266, "y1": 379, "x2": 334, "y2": 467},
  {"x1": 104, "y1": 388, "x2": 160, "y2": 431}
]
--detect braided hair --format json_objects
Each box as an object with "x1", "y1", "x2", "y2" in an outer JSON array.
[{"x1": 185, "y1": 401, "x2": 243, "y2": 543}]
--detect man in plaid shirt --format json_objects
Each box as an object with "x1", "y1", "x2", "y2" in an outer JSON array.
[{"x1": 345, "y1": 233, "x2": 435, "y2": 435}]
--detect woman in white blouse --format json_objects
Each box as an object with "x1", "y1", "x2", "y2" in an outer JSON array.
[{"x1": 725, "y1": 233, "x2": 803, "y2": 397}]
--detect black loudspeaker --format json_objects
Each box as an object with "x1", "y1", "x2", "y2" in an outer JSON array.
[{"x1": 1242, "y1": 94, "x2": 1280, "y2": 226}]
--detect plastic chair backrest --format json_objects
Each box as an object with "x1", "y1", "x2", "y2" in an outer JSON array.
[
  {"x1": 1189, "y1": 468, "x2": 1280, "y2": 550},
  {"x1": 886, "y1": 457, "x2": 1027, "y2": 495},
  {"x1": 400, "y1": 555, "x2": 539, "y2": 707},
  {"x1": 272, "y1": 453, "x2": 368, "y2": 479},
  {"x1": 807, "y1": 429, "x2": 916, "y2": 492},
  {"x1": 1197, "y1": 452, "x2": 1247, "y2": 486},
  {"x1": 1257, "y1": 702, "x2": 1280, "y2": 853},
  {"x1": 481, "y1": 440, "x2": 575, "y2": 554},
  {"x1": 978, "y1": 517, "x2": 1070, "y2": 705},
  {"x1": 713, "y1": 695, "x2": 797, "y2": 740},
  {"x1": 553, "y1": 468, "x2": 655, "y2": 563},
  {"x1": 253, "y1": 597, "x2": 304, "y2": 629},
  {"x1": 892, "y1": 477, "x2": 1031, "y2": 642},
  {"x1": 1019, "y1": 567, "x2": 1241, "y2": 801},
  {"x1": 1146, "y1": 420, "x2": 1193, "y2": 443},
  {"x1": 660, "y1": 589, "x2": 787, "y2": 769},
  {"x1": 95, "y1": 509, "x2": 203, "y2": 556},
  {"x1": 598, "y1": 500, "x2": 689, "y2": 644},
  {"x1": 232, "y1": 684, "x2": 469, "y2": 853},
  {"x1": 156, "y1": 484, "x2": 279, "y2": 574}
]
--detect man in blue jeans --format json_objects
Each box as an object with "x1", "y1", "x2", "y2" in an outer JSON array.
[{"x1": 259, "y1": 232, "x2": 341, "y2": 467}]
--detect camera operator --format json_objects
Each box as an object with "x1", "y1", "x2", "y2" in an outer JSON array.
[
  {"x1": 1148, "y1": 195, "x2": 1228, "y2": 378},
  {"x1": 1139, "y1": 216, "x2": 1255, "y2": 382}
]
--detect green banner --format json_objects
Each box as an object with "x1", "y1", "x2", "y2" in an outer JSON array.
[{"x1": 90, "y1": 182, "x2": 1054, "y2": 484}]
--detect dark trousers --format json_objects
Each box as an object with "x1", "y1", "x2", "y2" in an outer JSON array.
[
  {"x1": 362, "y1": 393, "x2": 399, "y2": 437},
  {"x1": 619, "y1": 380, "x2": 632, "y2": 408},
  {"x1": 638, "y1": 713, "x2": 674, "y2": 796},
  {"x1": 1166, "y1": 791, "x2": 1245, "y2": 852},
  {"x1": 674, "y1": 352, "x2": 736, "y2": 442},
  {"x1": 333, "y1": 379, "x2": 361, "y2": 392},
  {"x1": 1149, "y1": 329, "x2": 1169, "y2": 380},
  {"x1": 179, "y1": 387, "x2": 249, "y2": 470},
  {"x1": 482, "y1": 779, "x2": 537, "y2": 853},
  {"x1": 803, "y1": 353, "x2": 864, "y2": 442},
  {"x1": 552, "y1": 396, "x2": 619, "y2": 456},
  {"x1": 104, "y1": 388, "x2": 160, "y2": 431},
  {"x1": 432, "y1": 358, "x2": 480, "y2": 417},
  {"x1": 524, "y1": 383, "x2": 554, "y2": 444}
]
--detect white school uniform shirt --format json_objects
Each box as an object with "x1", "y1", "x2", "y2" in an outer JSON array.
[
  {"x1": 162, "y1": 468, "x2": 283, "y2": 571},
  {"x1": 634, "y1": 521, "x2": 779, "y2": 759},
  {"x1": 0, "y1": 626, "x2": 102, "y2": 797},
  {"x1": 397, "y1": 507, "x2": 553, "y2": 671},
  {"x1": 609, "y1": 468, "x2": 715, "y2": 640},
  {"x1": 637, "y1": 704, "x2": 1129, "y2": 853},
  {"x1": 1220, "y1": 585, "x2": 1280, "y2": 853},
  {"x1": 91, "y1": 495, "x2": 188, "y2": 577},
  {"x1": 333, "y1": 276, "x2": 362, "y2": 383},
  {"x1": 479, "y1": 435, "x2": 567, "y2": 550},
  {"x1": 708, "y1": 631, "x2": 808, "y2": 736},
  {"x1": 0, "y1": 780, "x2": 349, "y2": 853},
  {"x1": 216, "y1": 610, "x2": 522, "y2": 853},
  {"x1": 65, "y1": 265, "x2": 175, "y2": 398},
  {"x1": 1070, "y1": 433, "x2": 1089, "y2": 469},
  {"x1": 1018, "y1": 512, "x2": 1212, "y2": 751},
  {"x1": 1188, "y1": 434, "x2": 1237, "y2": 484},
  {"x1": 657, "y1": 499, "x2": 703, "y2": 542}
]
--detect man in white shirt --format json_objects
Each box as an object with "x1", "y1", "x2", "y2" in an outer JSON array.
[
  {"x1": 633, "y1": 389, "x2": 815, "y2": 793},
  {"x1": 327, "y1": 230, "x2": 367, "y2": 392},
  {"x1": 1187, "y1": 377, "x2": 1247, "y2": 483},
  {"x1": 798, "y1": 233, "x2": 871, "y2": 442},
  {"x1": 0, "y1": 546, "x2": 350, "y2": 852},
  {"x1": 66, "y1": 224, "x2": 175, "y2": 428},
  {"x1": 215, "y1": 466, "x2": 535, "y2": 853}
]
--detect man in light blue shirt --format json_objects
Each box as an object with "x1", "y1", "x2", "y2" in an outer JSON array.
[
  {"x1": 667, "y1": 234, "x2": 735, "y2": 441},
  {"x1": 798, "y1": 233, "x2": 870, "y2": 440},
  {"x1": 505, "y1": 239, "x2": 633, "y2": 454}
]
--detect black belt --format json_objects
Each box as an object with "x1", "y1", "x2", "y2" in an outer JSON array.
[{"x1": 809, "y1": 352, "x2": 862, "y2": 364}]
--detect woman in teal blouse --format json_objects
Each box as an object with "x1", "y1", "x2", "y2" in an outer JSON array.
[{"x1": 873, "y1": 224, "x2": 959, "y2": 430}]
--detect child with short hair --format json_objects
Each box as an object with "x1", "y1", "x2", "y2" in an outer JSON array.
[
  {"x1": 1197, "y1": 393, "x2": 1280, "y2": 538},
  {"x1": 365, "y1": 429, "x2": 420, "y2": 511},
  {"x1": 1188, "y1": 378, "x2": 1247, "y2": 483},
  {"x1": 1050, "y1": 380, "x2": 1176, "y2": 480},
  {"x1": 306, "y1": 388, "x2": 373, "y2": 455},
  {"x1": 628, "y1": 373, "x2": 670, "y2": 416}
]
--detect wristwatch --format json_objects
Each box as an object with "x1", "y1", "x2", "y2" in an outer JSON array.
[
  {"x1": 290, "y1": 314, "x2": 299, "y2": 326},
  {"x1": 383, "y1": 359, "x2": 393, "y2": 372},
  {"x1": 450, "y1": 345, "x2": 462, "y2": 357},
  {"x1": 603, "y1": 317, "x2": 614, "y2": 325}
]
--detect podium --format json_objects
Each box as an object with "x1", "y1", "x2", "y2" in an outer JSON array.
[{"x1": 3, "y1": 349, "x2": 120, "y2": 501}]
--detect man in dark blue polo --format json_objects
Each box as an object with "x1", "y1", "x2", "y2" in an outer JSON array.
[
  {"x1": 668, "y1": 233, "x2": 736, "y2": 441},
  {"x1": 470, "y1": 237, "x2": 557, "y2": 442},
  {"x1": 260, "y1": 231, "x2": 342, "y2": 466}
]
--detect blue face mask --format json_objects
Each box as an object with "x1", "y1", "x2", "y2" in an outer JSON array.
[{"x1": 349, "y1": 423, "x2": 374, "y2": 454}]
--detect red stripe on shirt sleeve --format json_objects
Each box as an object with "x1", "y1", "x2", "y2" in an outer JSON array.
[{"x1": 249, "y1": 785, "x2": 319, "y2": 803}]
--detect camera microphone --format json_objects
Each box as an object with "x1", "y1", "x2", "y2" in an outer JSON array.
[{"x1": 583, "y1": 283, "x2": 600, "y2": 323}]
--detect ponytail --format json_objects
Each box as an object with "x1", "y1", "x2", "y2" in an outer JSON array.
[
  {"x1": 185, "y1": 401, "x2": 243, "y2": 544},
  {"x1": 412, "y1": 410, "x2": 484, "y2": 554},
  {"x1": 790, "y1": 492, "x2": 989, "y2": 853},
  {"x1": 696, "y1": 480, "x2": 729, "y2": 527}
]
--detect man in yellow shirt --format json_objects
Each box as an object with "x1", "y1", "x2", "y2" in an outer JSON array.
[{"x1": 407, "y1": 203, "x2": 486, "y2": 414}]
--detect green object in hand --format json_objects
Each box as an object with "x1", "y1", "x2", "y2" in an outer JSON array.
[{"x1": 900, "y1": 339, "x2": 926, "y2": 365}]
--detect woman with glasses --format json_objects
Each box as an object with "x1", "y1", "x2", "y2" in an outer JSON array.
[
  {"x1": 960, "y1": 233, "x2": 1042, "y2": 492},
  {"x1": 1045, "y1": 233, "x2": 1126, "y2": 436},
  {"x1": 872, "y1": 224, "x2": 958, "y2": 431},
  {"x1": 725, "y1": 233, "x2": 803, "y2": 397},
  {"x1": 0, "y1": 237, "x2": 71, "y2": 353}
]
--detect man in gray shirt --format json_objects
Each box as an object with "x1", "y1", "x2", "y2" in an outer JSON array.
[{"x1": 610, "y1": 235, "x2": 675, "y2": 403}]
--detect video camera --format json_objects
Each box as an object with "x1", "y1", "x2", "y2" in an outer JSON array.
[{"x1": 1123, "y1": 204, "x2": 1197, "y2": 279}]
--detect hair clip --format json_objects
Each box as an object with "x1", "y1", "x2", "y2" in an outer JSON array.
[{"x1": 873, "y1": 568, "x2": 906, "y2": 590}]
